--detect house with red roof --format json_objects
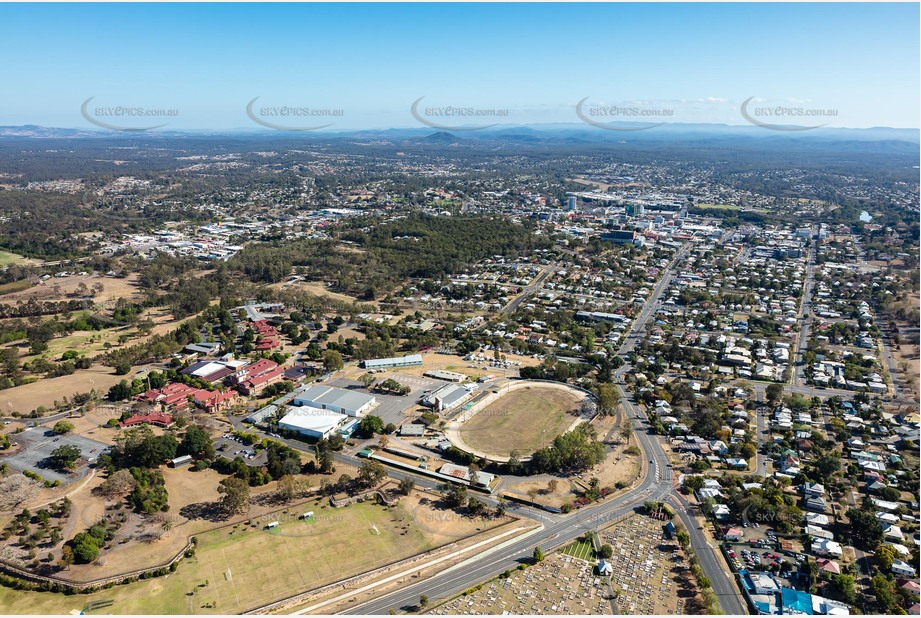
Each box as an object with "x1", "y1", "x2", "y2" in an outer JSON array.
[
  {"x1": 119, "y1": 412, "x2": 173, "y2": 429},
  {"x1": 817, "y1": 559, "x2": 840, "y2": 575},
  {"x1": 251, "y1": 319, "x2": 283, "y2": 351},
  {"x1": 192, "y1": 388, "x2": 237, "y2": 413},
  {"x1": 237, "y1": 360, "x2": 286, "y2": 396},
  {"x1": 135, "y1": 382, "x2": 199, "y2": 410}
]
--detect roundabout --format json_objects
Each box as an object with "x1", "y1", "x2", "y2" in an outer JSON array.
[{"x1": 444, "y1": 380, "x2": 596, "y2": 463}]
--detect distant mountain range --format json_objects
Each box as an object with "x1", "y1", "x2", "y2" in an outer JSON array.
[{"x1": 0, "y1": 123, "x2": 918, "y2": 151}]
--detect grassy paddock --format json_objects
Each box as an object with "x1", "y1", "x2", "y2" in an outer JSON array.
[
  {"x1": 0, "y1": 251, "x2": 32, "y2": 267},
  {"x1": 0, "y1": 501, "x2": 432, "y2": 614},
  {"x1": 0, "y1": 280, "x2": 33, "y2": 296}
]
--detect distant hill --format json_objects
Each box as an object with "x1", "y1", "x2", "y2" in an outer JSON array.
[
  {"x1": 418, "y1": 131, "x2": 462, "y2": 144},
  {"x1": 0, "y1": 123, "x2": 916, "y2": 154}
]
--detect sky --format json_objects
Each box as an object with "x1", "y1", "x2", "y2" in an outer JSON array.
[{"x1": 0, "y1": 3, "x2": 918, "y2": 131}]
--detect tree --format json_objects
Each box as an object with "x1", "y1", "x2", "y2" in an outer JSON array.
[
  {"x1": 51, "y1": 421, "x2": 74, "y2": 435},
  {"x1": 97, "y1": 469, "x2": 136, "y2": 497},
  {"x1": 495, "y1": 497, "x2": 507, "y2": 517},
  {"x1": 276, "y1": 475, "x2": 300, "y2": 503},
  {"x1": 586, "y1": 477, "x2": 602, "y2": 502},
  {"x1": 326, "y1": 432, "x2": 345, "y2": 451},
  {"x1": 874, "y1": 544, "x2": 898, "y2": 572},
  {"x1": 322, "y1": 350, "x2": 343, "y2": 372},
  {"x1": 399, "y1": 477, "x2": 416, "y2": 495},
  {"x1": 507, "y1": 450, "x2": 522, "y2": 475},
  {"x1": 419, "y1": 594, "x2": 429, "y2": 609},
  {"x1": 467, "y1": 495, "x2": 486, "y2": 516},
  {"x1": 218, "y1": 477, "x2": 250, "y2": 515},
  {"x1": 682, "y1": 475, "x2": 706, "y2": 493},
  {"x1": 765, "y1": 383, "x2": 784, "y2": 403},
  {"x1": 595, "y1": 383, "x2": 621, "y2": 416},
  {"x1": 378, "y1": 434, "x2": 390, "y2": 449},
  {"x1": 357, "y1": 415, "x2": 384, "y2": 437},
  {"x1": 316, "y1": 446, "x2": 334, "y2": 474},
  {"x1": 869, "y1": 574, "x2": 902, "y2": 614},
  {"x1": 740, "y1": 442, "x2": 757, "y2": 459},
  {"x1": 830, "y1": 574, "x2": 857, "y2": 605},
  {"x1": 73, "y1": 538, "x2": 100, "y2": 563},
  {"x1": 548, "y1": 479, "x2": 559, "y2": 493},
  {"x1": 358, "y1": 373, "x2": 377, "y2": 388},
  {"x1": 358, "y1": 460, "x2": 386, "y2": 488},
  {"x1": 846, "y1": 508, "x2": 884, "y2": 551},
  {"x1": 107, "y1": 379, "x2": 134, "y2": 402},
  {"x1": 600, "y1": 544, "x2": 613, "y2": 559},
  {"x1": 179, "y1": 425, "x2": 215, "y2": 460},
  {"x1": 532, "y1": 546, "x2": 545, "y2": 563},
  {"x1": 49, "y1": 445, "x2": 81, "y2": 471},
  {"x1": 443, "y1": 483, "x2": 468, "y2": 509},
  {"x1": 114, "y1": 362, "x2": 132, "y2": 376}
]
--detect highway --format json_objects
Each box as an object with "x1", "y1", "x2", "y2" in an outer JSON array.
[{"x1": 345, "y1": 242, "x2": 747, "y2": 615}]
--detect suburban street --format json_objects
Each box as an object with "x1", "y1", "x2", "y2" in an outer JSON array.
[
  {"x1": 792, "y1": 227, "x2": 819, "y2": 388},
  {"x1": 501, "y1": 262, "x2": 560, "y2": 314}
]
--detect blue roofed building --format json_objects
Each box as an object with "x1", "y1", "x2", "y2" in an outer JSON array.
[{"x1": 782, "y1": 587, "x2": 814, "y2": 614}]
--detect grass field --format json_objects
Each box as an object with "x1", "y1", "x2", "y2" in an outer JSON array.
[
  {"x1": 0, "y1": 364, "x2": 127, "y2": 414},
  {"x1": 696, "y1": 203, "x2": 769, "y2": 214},
  {"x1": 459, "y1": 386, "x2": 582, "y2": 456},
  {"x1": 0, "y1": 251, "x2": 33, "y2": 267},
  {"x1": 0, "y1": 280, "x2": 33, "y2": 296},
  {"x1": 561, "y1": 539, "x2": 595, "y2": 562},
  {"x1": 0, "y1": 501, "x2": 433, "y2": 614},
  {"x1": 696, "y1": 203, "x2": 739, "y2": 210}
]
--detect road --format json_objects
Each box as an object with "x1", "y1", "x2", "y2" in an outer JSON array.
[
  {"x1": 345, "y1": 242, "x2": 747, "y2": 615},
  {"x1": 872, "y1": 307, "x2": 903, "y2": 399},
  {"x1": 852, "y1": 235, "x2": 904, "y2": 400},
  {"x1": 501, "y1": 262, "x2": 559, "y2": 314},
  {"x1": 754, "y1": 393, "x2": 769, "y2": 477},
  {"x1": 792, "y1": 227, "x2": 819, "y2": 388}
]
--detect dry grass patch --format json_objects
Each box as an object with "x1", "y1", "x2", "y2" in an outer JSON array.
[{"x1": 459, "y1": 386, "x2": 582, "y2": 457}]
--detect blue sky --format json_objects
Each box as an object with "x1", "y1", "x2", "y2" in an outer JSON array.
[{"x1": 1, "y1": 3, "x2": 917, "y2": 130}]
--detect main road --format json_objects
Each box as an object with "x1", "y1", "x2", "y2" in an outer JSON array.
[
  {"x1": 346, "y1": 242, "x2": 747, "y2": 615},
  {"x1": 792, "y1": 226, "x2": 819, "y2": 388}
]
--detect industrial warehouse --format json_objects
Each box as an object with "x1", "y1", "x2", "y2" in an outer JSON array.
[
  {"x1": 360, "y1": 354, "x2": 424, "y2": 370},
  {"x1": 278, "y1": 406, "x2": 348, "y2": 440},
  {"x1": 291, "y1": 384, "x2": 377, "y2": 417}
]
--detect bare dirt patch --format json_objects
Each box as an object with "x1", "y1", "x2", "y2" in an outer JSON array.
[
  {"x1": 2, "y1": 274, "x2": 143, "y2": 304},
  {"x1": 274, "y1": 281, "x2": 364, "y2": 306}
]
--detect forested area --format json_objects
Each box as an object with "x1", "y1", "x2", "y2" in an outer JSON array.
[{"x1": 227, "y1": 213, "x2": 551, "y2": 296}]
